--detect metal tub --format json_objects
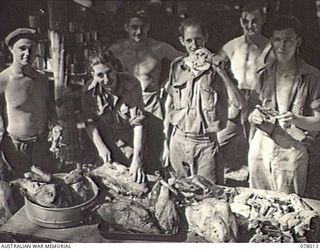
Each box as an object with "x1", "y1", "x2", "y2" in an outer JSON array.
[{"x1": 24, "y1": 173, "x2": 99, "y2": 228}]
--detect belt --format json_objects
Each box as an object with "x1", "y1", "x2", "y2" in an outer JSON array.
[
  {"x1": 6, "y1": 131, "x2": 48, "y2": 143},
  {"x1": 174, "y1": 127, "x2": 218, "y2": 143}
]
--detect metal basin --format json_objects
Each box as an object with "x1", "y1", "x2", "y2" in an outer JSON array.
[{"x1": 24, "y1": 173, "x2": 99, "y2": 228}]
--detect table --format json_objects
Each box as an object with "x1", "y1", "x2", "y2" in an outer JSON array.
[
  {"x1": 2, "y1": 187, "x2": 320, "y2": 243},
  {"x1": 0, "y1": 207, "x2": 111, "y2": 243},
  {"x1": 0, "y1": 207, "x2": 189, "y2": 243}
]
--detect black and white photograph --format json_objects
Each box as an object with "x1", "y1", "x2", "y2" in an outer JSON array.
[{"x1": 0, "y1": 0, "x2": 319, "y2": 246}]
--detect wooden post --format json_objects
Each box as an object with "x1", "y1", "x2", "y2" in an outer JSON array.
[{"x1": 48, "y1": 0, "x2": 80, "y2": 166}]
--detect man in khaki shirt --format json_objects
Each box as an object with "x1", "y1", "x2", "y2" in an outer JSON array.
[
  {"x1": 164, "y1": 18, "x2": 244, "y2": 184},
  {"x1": 248, "y1": 16, "x2": 320, "y2": 195},
  {"x1": 82, "y1": 49, "x2": 146, "y2": 183}
]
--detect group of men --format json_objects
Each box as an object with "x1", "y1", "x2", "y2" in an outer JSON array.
[{"x1": 0, "y1": 2, "x2": 320, "y2": 200}]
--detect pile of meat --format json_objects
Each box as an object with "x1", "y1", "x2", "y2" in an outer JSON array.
[
  {"x1": 90, "y1": 162, "x2": 149, "y2": 197},
  {"x1": 95, "y1": 168, "x2": 239, "y2": 242},
  {"x1": 11, "y1": 166, "x2": 94, "y2": 208},
  {"x1": 185, "y1": 198, "x2": 238, "y2": 242},
  {"x1": 96, "y1": 174, "x2": 180, "y2": 235},
  {"x1": 171, "y1": 175, "x2": 238, "y2": 242},
  {"x1": 90, "y1": 162, "x2": 320, "y2": 243},
  {"x1": 230, "y1": 192, "x2": 320, "y2": 242}
]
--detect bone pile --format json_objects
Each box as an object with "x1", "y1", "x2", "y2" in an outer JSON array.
[{"x1": 230, "y1": 192, "x2": 320, "y2": 242}]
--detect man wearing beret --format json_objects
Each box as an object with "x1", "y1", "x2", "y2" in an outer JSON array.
[{"x1": 0, "y1": 28, "x2": 58, "y2": 180}]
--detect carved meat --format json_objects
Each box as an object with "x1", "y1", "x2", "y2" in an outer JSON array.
[
  {"x1": 173, "y1": 175, "x2": 226, "y2": 202},
  {"x1": 63, "y1": 167, "x2": 87, "y2": 185},
  {"x1": 11, "y1": 177, "x2": 85, "y2": 208},
  {"x1": 90, "y1": 162, "x2": 148, "y2": 196},
  {"x1": 231, "y1": 192, "x2": 320, "y2": 242},
  {"x1": 97, "y1": 198, "x2": 161, "y2": 234},
  {"x1": 154, "y1": 185, "x2": 180, "y2": 234},
  {"x1": 185, "y1": 198, "x2": 238, "y2": 242}
]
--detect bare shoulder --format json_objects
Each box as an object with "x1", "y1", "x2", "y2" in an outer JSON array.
[
  {"x1": 149, "y1": 38, "x2": 183, "y2": 60},
  {"x1": 0, "y1": 67, "x2": 10, "y2": 81},
  {"x1": 222, "y1": 36, "x2": 244, "y2": 55},
  {"x1": 307, "y1": 64, "x2": 320, "y2": 80},
  {"x1": 150, "y1": 38, "x2": 173, "y2": 51},
  {"x1": 109, "y1": 39, "x2": 127, "y2": 54},
  {"x1": 0, "y1": 68, "x2": 10, "y2": 91}
]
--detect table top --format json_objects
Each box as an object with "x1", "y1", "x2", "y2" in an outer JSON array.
[
  {"x1": 2, "y1": 187, "x2": 320, "y2": 243},
  {"x1": 0, "y1": 206, "x2": 190, "y2": 243},
  {"x1": 1, "y1": 207, "x2": 111, "y2": 243}
]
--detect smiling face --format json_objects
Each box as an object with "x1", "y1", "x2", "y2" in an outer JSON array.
[
  {"x1": 240, "y1": 9, "x2": 264, "y2": 37},
  {"x1": 179, "y1": 25, "x2": 207, "y2": 56},
  {"x1": 9, "y1": 38, "x2": 36, "y2": 67},
  {"x1": 92, "y1": 62, "x2": 118, "y2": 92},
  {"x1": 125, "y1": 17, "x2": 150, "y2": 43},
  {"x1": 271, "y1": 28, "x2": 302, "y2": 63}
]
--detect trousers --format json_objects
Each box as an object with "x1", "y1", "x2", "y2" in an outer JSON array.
[
  {"x1": 0, "y1": 132, "x2": 51, "y2": 179},
  {"x1": 248, "y1": 129, "x2": 308, "y2": 195},
  {"x1": 169, "y1": 129, "x2": 224, "y2": 184}
]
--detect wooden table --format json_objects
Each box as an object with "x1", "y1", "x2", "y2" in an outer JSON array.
[
  {"x1": 0, "y1": 207, "x2": 189, "y2": 243},
  {"x1": 0, "y1": 207, "x2": 113, "y2": 243},
  {"x1": 2, "y1": 187, "x2": 320, "y2": 243}
]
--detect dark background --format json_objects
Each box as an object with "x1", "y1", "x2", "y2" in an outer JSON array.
[{"x1": 0, "y1": 0, "x2": 320, "y2": 67}]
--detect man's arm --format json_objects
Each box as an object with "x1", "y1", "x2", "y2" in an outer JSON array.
[
  {"x1": 218, "y1": 39, "x2": 234, "y2": 60},
  {"x1": 276, "y1": 77, "x2": 320, "y2": 131},
  {"x1": 277, "y1": 111, "x2": 320, "y2": 131},
  {"x1": 130, "y1": 124, "x2": 145, "y2": 183},
  {"x1": 216, "y1": 67, "x2": 246, "y2": 110},
  {"x1": 86, "y1": 124, "x2": 111, "y2": 163},
  {"x1": 162, "y1": 93, "x2": 173, "y2": 167}
]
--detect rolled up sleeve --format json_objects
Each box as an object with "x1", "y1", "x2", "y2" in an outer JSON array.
[
  {"x1": 308, "y1": 75, "x2": 320, "y2": 113},
  {"x1": 81, "y1": 88, "x2": 100, "y2": 126},
  {"x1": 128, "y1": 86, "x2": 145, "y2": 126}
]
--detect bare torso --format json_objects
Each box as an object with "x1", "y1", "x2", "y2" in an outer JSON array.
[
  {"x1": 275, "y1": 73, "x2": 296, "y2": 114},
  {"x1": 0, "y1": 67, "x2": 49, "y2": 137},
  {"x1": 110, "y1": 38, "x2": 182, "y2": 93},
  {"x1": 223, "y1": 35, "x2": 269, "y2": 91}
]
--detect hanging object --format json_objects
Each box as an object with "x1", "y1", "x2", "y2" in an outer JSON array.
[
  {"x1": 73, "y1": 0, "x2": 93, "y2": 8},
  {"x1": 177, "y1": 1, "x2": 188, "y2": 19}
]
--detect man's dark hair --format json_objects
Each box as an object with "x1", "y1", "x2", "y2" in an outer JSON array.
[
  {"x1": 125, "y1": 7, "x2": 150, "y2": 24},
  {"x1": 241, "y1": 1, "x2": 265, "y2": 16},
  {"x1": 87, "y1": 48, "x2": 123, "y2": 73},
  {"x1": 272, "y1": 15, "x2": 302, "y2": 37},
  {"x1": 178, "y1": 18, "x2": 208, "y2": 38}
]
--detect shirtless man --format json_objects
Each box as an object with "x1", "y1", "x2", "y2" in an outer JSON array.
[
  {"x1": 248, "y1": 15, "x2": 320, "y2": 195},
  {"x1": 0, "y1": 28, "x2": 57, "y2": 179},
  {"x1": 109, "y1": 9, "x2": 183, "y2": 173},
  {"x1": 217, "y1": 2, "x2": 270, "y2": 172}
]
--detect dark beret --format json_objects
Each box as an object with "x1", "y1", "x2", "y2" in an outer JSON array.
[{"x1": 5, "y1": 28, "x2": 38, "y2": 47}]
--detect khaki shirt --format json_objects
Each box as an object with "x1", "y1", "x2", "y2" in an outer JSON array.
[
  {"x1": 256, "y1": 58, "x2": 320, "y2": 117},
  {"x1": 166, "y1": 56, "x2": 229, "y2": 135},
  {"x1": 82, "y1": 72, "x2": 145, "y2": 129}
]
